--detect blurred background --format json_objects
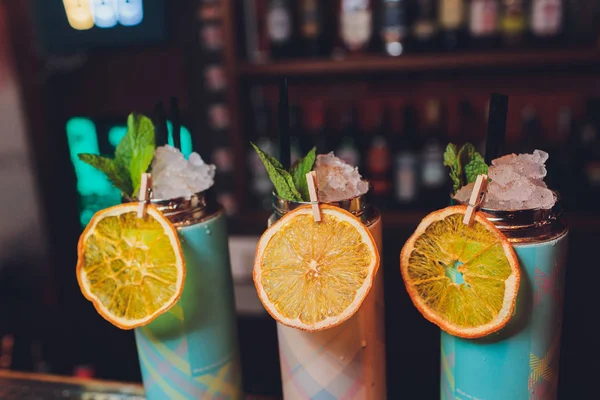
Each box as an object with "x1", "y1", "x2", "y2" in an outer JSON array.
[{"x1": 0, "y1": 0, "x2": 599, "y2": 398}]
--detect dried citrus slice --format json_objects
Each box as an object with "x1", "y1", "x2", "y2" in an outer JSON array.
[
  {"x1": 254, "y1": 205, "x2": 379, "y2": 332},
  {"x1": 400, "y1": 206, "x2": 520, "y2": 338},
  {"x1": 76, "y1": 203, "x2": 185, "y2": 330}
]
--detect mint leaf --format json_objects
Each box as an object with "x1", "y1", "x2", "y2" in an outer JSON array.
[
  {"x1": 115, "y1": 114, "x2": 156, "y2": 196},
  {"x1": 290, "y1": 147, "x2": 316, "y2": 201},
  {"x1": 250, "y1": 142, "x2": 302, "y2": 201},
  {"x1": 443, "y1": 143, "x2": 462, "y2": 194},
  {"x1": 444, "y1": 142, "x2": 488, "y2": 193},
  {"x1": 78, "y1": 154, "x2": 132, "y2": 194},
  {"x1": 465, "y1": 152, "x2": 489, "y2": 184}
]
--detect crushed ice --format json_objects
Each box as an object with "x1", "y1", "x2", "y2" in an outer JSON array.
[
  {"x1": 454, "y1": 150, "x2": 555, "y2": 210},
  {"x1": 315, "y1": 152, "x2": 369, "y2": 202},
  {"x1": 151, "y1": 145, "x2": 216, "y2": 200}
]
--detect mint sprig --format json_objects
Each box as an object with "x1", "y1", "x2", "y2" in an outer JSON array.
[
  {"x1": 290, "y1": 147, "x2": 316, "y2": 200},
  {"x1": 251, "y1": 143, "x2": 317, "y2": 202},
  {"x1": 250, "y1": 142, "x2": 302, "y2": 201},
  {"x1": 444, "y1": 142, "x2": 489, "y2": 194},
  {"x1": 78, "y1": 113, "x2": 156, "y2": 197}
]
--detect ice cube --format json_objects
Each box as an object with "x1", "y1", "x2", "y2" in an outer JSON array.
[
  {"x1": 151, "y1": 145, "x2": 216, "y2": 200},
  {"x1": 315, "y1": 152, "x2": 369, "y2": 202},
  {"x1": 454, "y1": 149, "x2": 555, "y2": 210}
]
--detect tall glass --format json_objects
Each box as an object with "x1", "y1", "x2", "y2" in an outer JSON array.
[
  {"x1": 441, "y1": 199, "x2": 568, "y2": 400},
  {"x1": 130, "y1": 191, "x2": 242, "y2": 400},
  {"x1": 269, "y1": 193, "x2": 387, "y2": 400}
]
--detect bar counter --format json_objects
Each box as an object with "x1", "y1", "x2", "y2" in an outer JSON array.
[{"x1": 0, "y1": 370, "x2": 279, "y2": 399}]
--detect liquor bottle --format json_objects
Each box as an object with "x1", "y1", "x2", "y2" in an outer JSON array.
[
  {"x1": 500, "y1": 0, "x2": 527, "y2": 47},
  {"x1": 298, "y1": 0, "x2": 331, "y2": 57},
  {"x1": 339, "y1": 0, "x2": 374, "y2": 53},
  {"x1": 303, "y1": 101, "x2": 329, "y2": 155},
  {"x1": 248, "y1": 103, "x2": 276, "y2": 210},
  {"x1": 577, "y1": 98, "x2": 600, "y2": 209},
  {"x1": 381, "y1": 0, "x2": 408, "y2": 56},
  {"x1": 366, "y1": 105, "x2": 393, "y2": 207},
  {"x1": 530, "y1": 0, "x2": 564, "y2": 45},
  {"x1": 469, "y1": 0, "x2": 500, "y2": 49},
  {"x1": 564, "y1": 0, "x2": 598, "y2": 46},
  {"x1": 458, "y1": 100, "x2": 485, "y2": 154},
  {"x1": 516, "y1": 106, "x2": 544, "y2": 154},
  {"x1": 211, "y1": 133, "x2": 238, "y2": 216},
  {"x1": 244, "y1": 0, "x2": 269, "y2": 63},
  {"x1": 420, "y1": 100, "x2": 449, "y2": 209},
  {"x1": 410, "y1": 0, "x2": 440, "y2": 52},
  {"x1": 439, "y1": 0, "x2": 467, "y2": 50},
  {"x1": 267, "y1": 0, "x2": 295, "y2": 59},
  {"x1": 393, "y1": 105, "x2": 421, "y2": 207},
  {"x1": 289, "y1": 105, "x2": 304, "y2": 164},
  {"x1": 336, "y1": 106, "x2": 362, "y2": 167}
]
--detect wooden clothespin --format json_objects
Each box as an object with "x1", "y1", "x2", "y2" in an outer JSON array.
[
  {"x1": 463, "y1": 174, "x2": 488, "y2": 226},
  {"x1": 305, "y1": 171, "x2": 321, "y2": 222},
  {"x1": 137, "y1": 173, "x2": 152, "y2": 218}
]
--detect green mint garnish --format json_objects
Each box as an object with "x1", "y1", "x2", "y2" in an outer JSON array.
[
  {"x1": 290, "y1": 147, "x2": 316, "y2": 201},
  {"x1": 444, "y1": 142, "x2": 489, "y2": 194},
  {"x1": 465, "y1": 151, "x2": 488, "y2": 185},
  {"x1": 250, "y1": 142, "x2": 302, "y2": 201},
  {"x1": 443, "y1": 143, "x2": 461, "y2": 194},
  {"x1": 78, "y1": 113, "x2": 156, "y2": 197}
]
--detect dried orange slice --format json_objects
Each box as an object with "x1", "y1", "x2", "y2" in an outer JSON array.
[
  {"x1": 400, "y1": 206, "x2": 520, "y2": 338},
  {"x1": 76, "y1": 203, "x2": 185, "y2": 330},
  {"x1": 254, "y1": 205, "x2": 379, "y2": 332}
]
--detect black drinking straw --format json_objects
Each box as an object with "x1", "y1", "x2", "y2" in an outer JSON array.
[
  {"x1": 485, "y1": 93, "x2": 509, "y2": 165},
  {"x1": 152, "y1": 101, "x2": 168, "y2": 147},
  {"x1": 170, "y1": 96, "x2": 181, "y2": 150},
  {"x1": 278, "y1": 76, "x2": 291, "y2": 170}
]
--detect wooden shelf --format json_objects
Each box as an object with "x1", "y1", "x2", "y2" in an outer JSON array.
[
  {"x1": 238, "y1": 48, "x2": 600, "y2": 77},
  {"x1": 230, "y1": 209, "x2": 600, "y2": 235}
]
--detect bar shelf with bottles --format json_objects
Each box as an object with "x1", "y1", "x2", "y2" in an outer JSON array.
[
  {"x1": 241, "y1": 0, "x2": 599, "y2": 70},
  {"x1": 221, "y1": 0, "x2": 600, "y2": 235},
  {"x1": 239, "y1": 85, "x2": 600, "y2": 233}
]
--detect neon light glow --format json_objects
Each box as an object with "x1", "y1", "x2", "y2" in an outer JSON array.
[
  {"x1": 64, "y1": 0, "x2": 144, "y2": 30},
  {"x1": 62, "y1": 0, "x2": 94, "y2": 30},
  {"x1": 117, "y1": 0, "x2": 144, "y2": 26},
  {"x1": 66, "y1": 118, "x2": 121, "y2": 227},
  {"x1": 91, "y1": 0, "x2": 118, "y2": 28}
]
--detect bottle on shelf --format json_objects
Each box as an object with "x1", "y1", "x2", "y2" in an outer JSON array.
[
  {"x1": 420, "y1": 99, "x2": 449, "y2": 209},
  {"x1": 575, "y1": 98, "x2": 600, "y2": 209},
  {"x1": 439, "y1": 0, "x2": 468, "y2": 51},
  {"x1": 303, "y1": 100, "x2": 330, "y2": 155},
  {"x1": 298, "y1": 0, "x2": 331, "y2": 57},
  {"x1": 248, "y1": 99, "x2": 276, "y2": 210},
  {"x1": 500, "y1": 0, "x2": 527, "y2": 47},
  {"x1": 529, "y1": 0, "x2": 564, "y2": 46},
  {"x1": 266, "y1": 0, "x2": 295, "y2": 59},
  {"x1": 339, "y1": 0, "x2": 374, "y2": 54},
  {"x1": 211, "y1": 132, "x2": 238, "y2": 216},
  {"x1": 468, "y1": 0, "x2": 500, "y2": 49},
  {"x1": 548, "y1": 107, "x2": 574, "y2": 198},
  {"x1": 516, "y1": 106, "x2": 544, "y2": 154},
  {"x1": 458, "y1": 100, "x2": 485, "y2": 154},
  {"x1": 409, "y1": 0, "x2": 440, "y2": 52},
  {"x1": 380, "y1": 0, "x2": 409, "y2": 56},
  {"x1": 289, "y1": 105, "x2": 304, "y2": 164},
  {"x1": 564, "y1": 0, "x2": 598, "y2": 46},
  {"x1": 336, "y1": 105, "x2": 362, "y2": 167},
  {"x1": 366, "y1": 104, "x2": 393, "y2": 208},
  {"x1": 393, "y1": 105, "x2": 421, "y2": 207}
]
